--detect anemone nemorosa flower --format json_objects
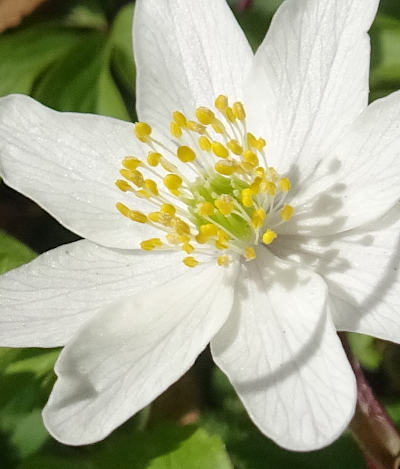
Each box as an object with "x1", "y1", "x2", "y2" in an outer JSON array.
[{"x1": 0, "y1": 0, "x2": 400, "y2": 451}]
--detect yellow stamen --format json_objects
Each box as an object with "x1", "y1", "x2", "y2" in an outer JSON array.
[
  {"x1": 216, "y1": 229, "x2": 229, "y2": 249},
  {"x1": 211, "y1": 118, "x2": 226, "y2": 134},
  {"x1": 263, "y1": 181, "x2": 276, "y2": 196},
  {"x1": 120, "y1": 168, "x2": 144, "y2": 187},
  {"x1": 173, "y1": 111, "x2": 187, "y2": 126},
  {"x1": 161, "y1": 203, "x2": 176, "y2": 216},
  {"x1": 251, "y1": 208, "x2": 266, "y2": 229},
  {"x1": 115, "y1": 180, "x2": 131, "y2": 192},
  {"x1": 198, "y1": 202, "x2": 215, "y2": 217},
  {"x1": 134, "y1": 122, "x2": 152, "y2": 142},
  {"x1": 281, "y1": 204, "x2": 294, "y2": 221},
  {"x1": 245, "y1": 247, "x2": 256, "y2": 260},
  {"x1": 164, "y1": 174, "x2": 182, "y2": 195},
  {"x1": 122, "y1": 157, "x2": 141, "y2": 170},
  {"x1": 279, "y1": 177, "x2": 291, "y2": 192},
  {"x1": 198, "y1": 136, "x2": 212, "y2": 151},
  {"x1": 199, "y1": 223, "x2": 218, "y2": 237},
  {"x1": 144, "y1": 179, "x2": 158, "y2": 196},
  {"x1": 224, "y1": 106, "x2": 235, "y2": 123},
  {"x1": 212, "y1": 142, "x2": 229, "y2": 159},
  {"x1": 215, "y1": 95, "x2": 228, "y2": 112},
  {"x1": 182, "y1": 243, "x2": 194, "y2": 254},
  {"x1": 233, "y1": 101, "x2": 246, "y2": 121},
  {"x1": 217, "y1": 254, "x2": 230, "y2": 266},
  {"x1": 177, "y1": 145, "x2": 196, "y2": 163},
  {"x1": 269, "y1": 167, "x2": 279, "y2": 182},
  {"x1": 242, "y1": 150, "x2": 259, "y2": 167},
  {"x1": 140, "y1": 238, "x2": 163, "y2": 251},
  {"x1": 196, "y1": 107, "x2": 215, "y2": 125},
  {"x1": 170, "y1": 121, "x2": 182, "y2": 138},
  {"x1": 262, "y1": 229, "x2": 277, "y2": 245},
  {"x1": 241, "y1": 188, "x2": 254, "y2": 208},
  {"x1": 147, "y1": 152, "x2": 161, "y2": 167},
  {"x1": 215, "y1": 195, "x2": 234, "y2": 216},
  {"x1": 183, "y1": 256, "x2": 199, "y2": 268},
  {"x1": 215, "y1": 160, "x2": 237, "y2": 175},
  {"x1": 227, "y1": 139, "x2": 243, "y2": 155},
  {"x1": 187, "y1": 120, "x2": 206, "y2": 134}
]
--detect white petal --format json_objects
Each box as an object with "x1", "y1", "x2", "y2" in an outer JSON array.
[
  {"x1": 272, "y1": 204, "x2": 400, "y2": 344},
  {"x1": 0, "y1": 240, "x2": 191, "y2": 347},
  {"x1": 42, "y1": 260, "x2": 238, "y2": 445},
  {"x1": 246, "y1": 0, "x2": 378, "y2": 179},
  {"x1": 0, "y1": 94, "x2": 156, "y2": 249},
  {"x1": 282, "y1": 90, "x2": 400, "y2": 236},
  {"x1": 134, "y1": 0, "x2": 253, "y2": 135},
  {"x1": 211, "y1": 249, "x2": 356, "y2": 451}
]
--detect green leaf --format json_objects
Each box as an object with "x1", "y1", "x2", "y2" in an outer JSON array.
[
  {"x1": 93, "y1": 424, "x2": 232, "y2": 469},
  {"x1": 0, "y1": 230, "x2": 36, "y2": 275},
  {"x1": 0, "y1": 26, "x2": 86, "y2": 97}
]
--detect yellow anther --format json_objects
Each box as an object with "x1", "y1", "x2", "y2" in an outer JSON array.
[
  {"x1": 256, "y1": 138, "x2": 266, "y2": 150},
  {"x1": 269, "y1": 167, "x2": 279, "y2": 182},
  {"x1": 182, "y1": 243, "x2": 194, "y2": 254},
  {"x1": 134, "y1": 122, "x2": 152, "y2": 142},
  {"x1": 215, "y1": 160, "x2": 237, "y2": 176},
  {"x1": 249, "y1": 177, "x2": 262, "y2": 194},
  {"x1": 180, "y1": 234, "x2": 191, "y2": 243},
  {"x1": 116, "y1": 202, "x2": 131, "y2": 218},
  {"x1": 140, "y1": 238, "x2": 163, "y2": 251},
  {"x1": 199, "y1": 223, "x2": 218, "y2": 237},
  {"x1": 279, "y1": 177, "x2": 291, "y2": 192},
  {"x1": 170, "y1": 121, "x2": 182, "y2": 138},
  {"x1": 161, "y1": 203, "x2": 176, "y2": 216},
  {"x1": 147, "y1": 152, "x2": 161, "y2": 167},
  {"x1": 166, "y1": 233, "x2": 181, "y2": 245},
  {"x1": 115, "y1": 179, "x2": 131, "y2": 192},
  {"x1": 198, "y1": 201, "x2": 214, "y2": 217},
  {"x1": 281, "y1": 204, "x2": 294, "y2": 221},
  {"x1": 164, "y1": 174, "x2": 182, "y2": 195},
  {"x1": 174, "y1": 218, "x2": 191, "y2": 235},
  {"x1": 144, "y1": 179, "x2": 158, "y2": 196},
  {"x1": 233, "y1": 101, "x2": 246, "y2": 121},
  {"x1": 187, "y1": 120, "x2": 206, "y2": 134},
  {"x1": 227, "y1": 139, "x2": 243, "y2": 155},
  {"x1": 217, "y1": 254, "x2": 230, "y2": 266},
  {"x1": 242, "y1": 150, "x2": 259, "y2": 167},
  {"x1": 198, "y1": 136, "x2": 212, "y2": 151},
  {"x1": 214, "y1": 94, "x2": 228, "y2": 112},
  {"x1": 195, "y1": 233, "x2": 209, "y2": 244},
  {"x1": 173, "y1": 111, "x2": 187, "y2": 127},
  {"x1": 216, "y1": 229, "x2": 229, "y2": 249},
  {"x1": 263, "y1": 181, "x2": 276, "y2": 196},
  {"x1": 255, "y1": 167, "x2": 265, "y2": 178},
  {"x1": 241, "y1": 188, "x2": 254, "y2": 208},
  {"x1": 148, "y1": 211, "x2": 173, "y2": 226},
  {"x1": 183, "y1": 256, "x2": 199, "y2": 268},
  {"x1": 224, "y1": 106, "x2": 235, "y2": 123},
  {"x1": 196, "y1": 107, "x2": 215, "y2": 125},
  {"x1": 122, "y1": 157, "x2": 141, "y2": 170},
  {"x1": 215, "y1": 195, "x2": 234, "y2": 216},
  {"x1": 212, "y1": 142, "x2": 229, "y2": 159},
  {"x1": 120, "y1": 168, "x2": 144, "y2": 187},
  {"x1": 251, "y1": 208, "x2": 266, "y2": 229},
  {"x1": 262, "y1": 229, "x2": 277, "y2": 245},
  {"x1": 246, "y1": 132, "x2": 258, "y2": 148},
  {"x1": 211, "y1": 118, "x2": 226, "y2": 134},
  {"x1": 137, "y1": 189, "x2": 152, "y2": 199},
  {"x1": 244, "y1": 247, "x2": 256, "y2": 260},
  {"x1": 117, "y1": 203, "x2": 148, "y2": 223},
  {"x1": 177, "y1": 145, "x2": 196, "y2": 163},
  {"x1": 215, "y1": 95, "x2": 228, "y2": 111}
]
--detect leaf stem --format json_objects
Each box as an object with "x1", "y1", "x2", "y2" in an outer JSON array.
[{"x1": 339, "y1": 332, "x2": 400, "y2": 469}]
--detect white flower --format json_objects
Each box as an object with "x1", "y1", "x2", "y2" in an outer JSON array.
[{"x1": 0, "y1": 0, "x2": 399, "y2": 452}]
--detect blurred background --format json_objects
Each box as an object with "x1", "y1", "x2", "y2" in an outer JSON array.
[{"x1": 0, "y1": 0, "x2": 400, "y2": 467}]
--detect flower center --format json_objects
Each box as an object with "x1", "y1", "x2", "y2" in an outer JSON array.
[{"x1": 115, "y1": 95, "x2": 294, "y2": 268}]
